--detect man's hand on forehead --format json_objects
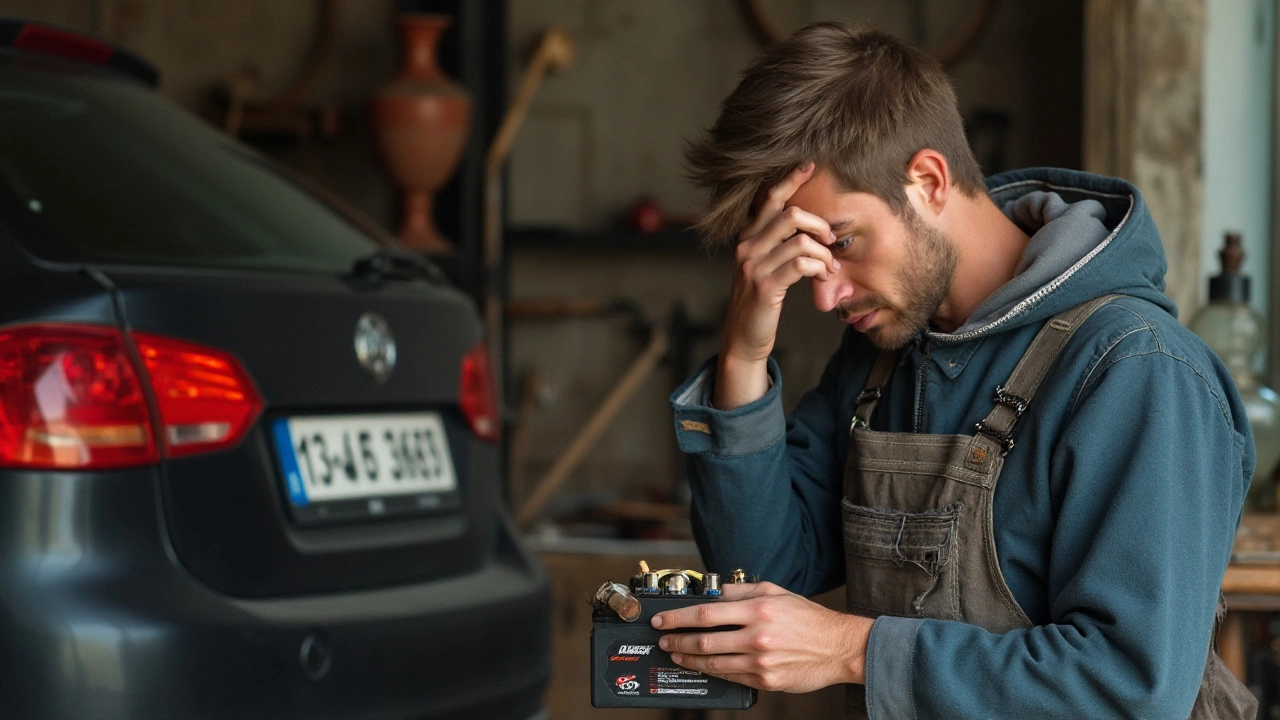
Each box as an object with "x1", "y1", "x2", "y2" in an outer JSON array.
[
  {"x1": 752, "y1": 162, "x2": 818, "y2": 211},
  {"x1": 714, "y1": 160, "x2": 840, "y2": 409}
]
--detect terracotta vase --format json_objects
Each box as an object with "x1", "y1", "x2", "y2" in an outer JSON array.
[{"x1": 372, "y1": 14, "x2": 471, "y2": 254}]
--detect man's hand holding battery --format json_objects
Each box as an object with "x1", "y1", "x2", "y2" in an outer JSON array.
[{"x1": 650, "y1": 581, "x2": 873, "y2": 692}]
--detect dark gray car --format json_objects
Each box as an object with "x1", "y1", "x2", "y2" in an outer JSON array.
[{"x1": 0, "y1": 18, "x2": 550, "y2": 720}]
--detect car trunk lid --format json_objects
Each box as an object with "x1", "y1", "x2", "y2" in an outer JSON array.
[{"x1": 103, "y1": 267, "x2": 498, "y2": 597}]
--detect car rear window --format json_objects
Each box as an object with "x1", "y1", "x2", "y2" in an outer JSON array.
[{"x1": 0, "y1": 60, "x2": 384, "y2": 274}]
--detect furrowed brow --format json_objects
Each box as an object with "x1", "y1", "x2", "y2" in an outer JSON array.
[{"x1": 827, "y1": 218, "x2": 857, "y2": 234}]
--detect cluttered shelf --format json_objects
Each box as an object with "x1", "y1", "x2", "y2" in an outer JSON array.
[{"x1": 506, "y1": 225, "x2": 708, "y2": 251}]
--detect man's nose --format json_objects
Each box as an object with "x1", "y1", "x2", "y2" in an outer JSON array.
[{"x1": 811, "y1": 271, "x2": 851, "y2": 313}]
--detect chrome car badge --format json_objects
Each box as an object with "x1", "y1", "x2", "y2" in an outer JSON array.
[{"x1": 354, "y1": 312, "x2": 396, "y2": 384}]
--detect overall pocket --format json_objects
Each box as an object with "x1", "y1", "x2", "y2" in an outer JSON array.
[{"x1": 842, "y1": 500, "x2": 962, "y2": 620}]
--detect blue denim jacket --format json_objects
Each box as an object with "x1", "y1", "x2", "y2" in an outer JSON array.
[{"x1": 670, "y1": 168, "x2": 1253, "y2": 719}]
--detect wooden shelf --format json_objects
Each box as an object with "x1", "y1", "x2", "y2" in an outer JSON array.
[{"x1": 507, "y1": 225, "x2": 707, "y2": 251}]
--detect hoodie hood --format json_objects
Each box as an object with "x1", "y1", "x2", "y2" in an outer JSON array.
[{"x1": 934, "y1": 168, "x2": 1175, "y2": 342}]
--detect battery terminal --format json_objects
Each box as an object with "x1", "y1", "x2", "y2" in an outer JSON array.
[
  {"x1": 593, "y1": 581, "x2": 641, "y2": 622},
  {"x1": 634, "y1": 560, "x2": 723, "y2": 596}
]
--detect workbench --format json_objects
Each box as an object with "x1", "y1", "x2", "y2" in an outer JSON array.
[
  {"x1": 1221, "y1": 512, "x2": 1280, "y2": 682},
  {"x1": 530, "y1": 515, "x2": 1280, "y2": 714}
]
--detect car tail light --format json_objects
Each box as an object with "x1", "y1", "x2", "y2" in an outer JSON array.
[
  {"x1": 13, "y1": 24, "x2": 112, "y2": 66},
  {"x1": 2, "y1": 19, "x2": 160, "y2": 87},
  {"x1": 0, "y1": 324, "x2": 158, "y2": 469},
  {"x1": 460, "y1": 342, "x2": 500, "y2": 442},
  {"x1": 132, "y1": 333, "x2": 263, "y2": 458},
  {"x1": 0, "y1": 324, "x2": 263, "y2": 470}
]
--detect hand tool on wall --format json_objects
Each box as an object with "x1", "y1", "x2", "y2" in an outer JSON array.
[
  {"x1": 515, "y1": 326, "x2": 668, "y2": 529},
  {"x1": 505, "y1": 297, "x2": 665, "y2": 529},
  {"x1": 507, "y1": 299, "x2": 721, "y2": 530},
  {"x1": 482, "y1": 27, "x2": 575, "y2": 422}
]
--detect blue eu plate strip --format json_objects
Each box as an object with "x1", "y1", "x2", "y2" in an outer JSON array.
[{"x1": 271, "y1": 418, "x2": 309, "y2": 507}]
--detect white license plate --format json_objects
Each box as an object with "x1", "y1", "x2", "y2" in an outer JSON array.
[{"x1": 272, "y1": 412, "x2": 457, "y2": 507}]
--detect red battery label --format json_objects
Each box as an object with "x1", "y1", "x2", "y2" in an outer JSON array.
[{"x1": 605, "y1": 639, "x2": 733, "y2": 700}]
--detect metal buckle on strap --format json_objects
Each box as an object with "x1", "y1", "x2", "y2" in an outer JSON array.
[
  {"x1": 850, "y1": 388, "x2": 882, "y2": 432},
  {"x1": 974, "y1": 421, "x2": 1015, "y2": 455},
  {"x1": 856, "y1": 387, "x2": 882, "y2": 405},
  {"x1": 993, "y1": 385, "x2": 1029, "y2": 416}
]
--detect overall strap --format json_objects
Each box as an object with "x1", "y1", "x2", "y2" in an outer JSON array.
[
  {"x1": 852, "y1": 350, "x2": 897, "y2": 429},
  {"x1": 973, "y1": 294, "x2": 1122, "y2": 455}
]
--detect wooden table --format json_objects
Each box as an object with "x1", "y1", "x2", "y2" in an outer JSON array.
[{"x1": 1220, "y1": 512, "x2": 1280, "y2": 680}]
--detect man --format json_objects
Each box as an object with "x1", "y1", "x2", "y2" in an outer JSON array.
[{"x1": 658, "y1": 21, "x2": 1256, "y2": 719}]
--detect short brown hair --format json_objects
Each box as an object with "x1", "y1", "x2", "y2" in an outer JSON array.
[{"x1": 685, "y1": 22, "x2": 984, "y2": 244}]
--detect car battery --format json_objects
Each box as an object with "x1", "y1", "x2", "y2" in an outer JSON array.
[{"x1": 590, "y1": 563, "x2": 758, "y2": 710}]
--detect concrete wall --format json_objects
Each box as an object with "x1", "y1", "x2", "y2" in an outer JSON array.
[
  {"x1": 3, "y1": 0, "x2": 404, "y2": 223},
  {"x1": 506, "y1": 0, "x2": 1083, "y2": 230},
  {"x1": 504, "y1": 0, "x2": 1084, "y2": 521},
  {"x1": 2, "y1": 0, "x2": 398, "y2": 111},
  {"x1": 4, "y1": 0, "x2": 1110, "y2": 529}
]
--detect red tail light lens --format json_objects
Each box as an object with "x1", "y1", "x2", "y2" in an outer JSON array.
[
  {"x1": 132, "y1": 333, "x2": 263, "y2": 458},
  {"x1": 460, "y1": 342, "x2": 500, "y2": 442},
  {"x1": 14, "y1": 25, "x2": 113, "y2": 66},
  {"x1": 0, "y1": 324, "x2": 158, "y2": 469},
  {"x1": 0, "y1": 324, "x2": 263, "y2": 470}
]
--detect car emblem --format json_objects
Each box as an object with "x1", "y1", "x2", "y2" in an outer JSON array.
[{"x1": 354, "y1": 312, "x2": 396, "y2": 383}]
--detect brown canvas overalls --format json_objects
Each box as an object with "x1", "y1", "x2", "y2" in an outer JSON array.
[{"x1": 841, "y1": 296, "x2": 1256, "y2": 719}]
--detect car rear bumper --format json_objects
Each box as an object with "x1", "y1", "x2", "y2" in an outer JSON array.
[{"x1": 0, "y1": 470, "x2": 551, "y2": 720}]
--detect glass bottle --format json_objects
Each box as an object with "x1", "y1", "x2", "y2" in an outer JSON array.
[{"x1": 1189, "y1": 232, "x2": 1280, "y2": 510}]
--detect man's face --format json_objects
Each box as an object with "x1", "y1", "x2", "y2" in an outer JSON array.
[{"x1": 786, "y1": 169, "x2": 958, "y2": 350}]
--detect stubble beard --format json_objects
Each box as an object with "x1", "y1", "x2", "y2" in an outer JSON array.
[{"x1": 839, "y1": 210, "x2": 958, "y2": 351}]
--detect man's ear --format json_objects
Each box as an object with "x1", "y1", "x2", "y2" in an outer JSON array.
[{"x1": 904, "y1": 149, "x2": 951, "y2": 217}]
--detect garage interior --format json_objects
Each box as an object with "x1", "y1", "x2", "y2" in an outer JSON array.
[{"x1": 3, "y1": 0, "x2": 1277, "y2": 717}]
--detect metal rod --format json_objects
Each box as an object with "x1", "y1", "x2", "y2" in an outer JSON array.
[{"x1": 516, "y1": 329, "x2": 668, "y2": 528}]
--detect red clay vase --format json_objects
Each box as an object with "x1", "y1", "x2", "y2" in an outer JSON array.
[{"x1": 372, "y1": 14, "x2": 471, "y2": 254}]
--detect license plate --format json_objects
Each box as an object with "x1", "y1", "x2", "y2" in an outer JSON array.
[{"x1": 271, "y1": 413, "x2": 458, "y2": 517}]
